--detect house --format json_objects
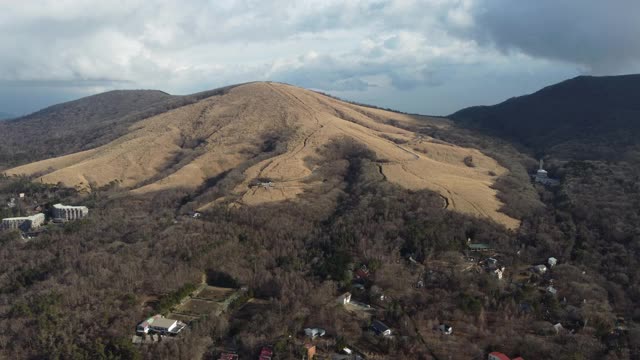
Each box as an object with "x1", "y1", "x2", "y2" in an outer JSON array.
[
  {"x1": 492, "y1": 267, "x2": 505, "y2": 280},
  {"x1": 468, "y1": 243, "x2": 492, "y2": 252},
  {"x1": 488, "y1": 352, "x2": 510, "y2": 360},
  {"x1": 489, "y1": 353, "x2": 524, "y2": 360},
  {"x1": 304, "y1": 343, "x2": 316, "y2": 360},
  {"x1": 259, "y1": 346, "x2": 274, "y2": 360},
  {"x1": 439, "y1": 324, "x2": 453, "y2": 335},
  {"x1": 338, "y1": 292, "x2": 352, "y2": 304},
  {"x1": 304, "y1": 328, "x2": 326, "y2": 338},
  {"x1": 483, "y1": 257, "x2": 499, "y2": 269},
  {"x1": 548, "y1": 257, "x2": 558, "y2": 268},
  {"x1": 532, "y1": 265, "x2": 547, "y2": 274},
  {"x1": 546, "y1": 285, "x2": 558, "y2": 295},
  {"x1": 354, "y1": 265, "x2": 370, "y2": 280},
  {"x1": 218, "y1": 352, "x2": 239, "y2": 360},
  {"x1": 352, "y1": 283, "x2": 365, "y2": 291},
  {"x1": 553, "y1": 323, "x2": 564, "y2": 333},
  {"x1": 136, "y1": 314, "x2": 186, "y2": 335},
  {"x1": 371, "y1": 320, "x2": 392, "y2": 336}
]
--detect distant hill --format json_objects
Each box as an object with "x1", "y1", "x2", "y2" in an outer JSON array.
[
  {"x1": 0, "y1": 86, "x2": 238, "y2": 167},
  {"x1": 450, "y1": 74, "x2": 640, "y2": 160},
  {"x1": 0, "y1": 112, "x2": 15, "y2": 120}
]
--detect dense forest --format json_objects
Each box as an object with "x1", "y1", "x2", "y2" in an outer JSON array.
[
  {"x1": 1, "y1": 137, "x2": 639, "y2": 359},
  {"x1": 451, "y1": 74, "x2": 640, "y2": 160}
]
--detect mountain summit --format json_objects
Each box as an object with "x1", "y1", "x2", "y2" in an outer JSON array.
[{"x1": 6, "y1": 82, "x2": 517, "y2": 228}]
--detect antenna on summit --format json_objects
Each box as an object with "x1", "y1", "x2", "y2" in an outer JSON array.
[{"x1": 539, "y1": 158, "x2": 544, "y2": 171}]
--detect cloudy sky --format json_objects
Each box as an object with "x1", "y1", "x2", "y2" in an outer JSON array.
[{"x1": 1, "y1": 0, "x2": 639, "y2": 116}]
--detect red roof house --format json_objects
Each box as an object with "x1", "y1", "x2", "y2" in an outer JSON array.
[{"x1": 488, "y1": 352, "x2": 511, "y2": 360}]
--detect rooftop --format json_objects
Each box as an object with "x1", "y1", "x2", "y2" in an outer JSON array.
[
  {"x1": 53, "y1": 203, "x2": 88, "y2": 210},
  {"x1": 2, "y1": 213, "x2": 44, "y2": 221},
  {"x1": 150, "y1": 317, "x2": 177, "y2": 329},
  {"x1": 139, "y1": 314, "x2": 178, "y2": 330},
  {"x1": 489, "y1": 352, "x2": 511, "y2": 360},
  {"x1": 468, "y1": 243, "x2": 491, "y2": 250},
  {"x1": 371, "y1": 320, "x2": 390, "y2": 333}
]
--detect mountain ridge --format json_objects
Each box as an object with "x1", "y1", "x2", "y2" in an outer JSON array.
[{"x1": 450, "y1": 74, "x2": 640, "y2": 159}]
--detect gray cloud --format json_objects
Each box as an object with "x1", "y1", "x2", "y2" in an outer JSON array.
[
  {"x1": 467, "y1": 0, "x2": 640, "y2": 73},
  {"x1": 0, "y1": 1, "x2": 637, "y2": 116}
]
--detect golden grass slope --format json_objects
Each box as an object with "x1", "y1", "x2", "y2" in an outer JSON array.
[{"x1": 6, "y1": 82, "x2": 519, "y2": 229}]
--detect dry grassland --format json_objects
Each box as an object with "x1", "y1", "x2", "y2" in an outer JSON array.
[{"x1": 6, "y1": 82, "x2": 518, "y2": 228}]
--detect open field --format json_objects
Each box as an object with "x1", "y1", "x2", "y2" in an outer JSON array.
[
  {"x1": 5, "y1": 82, "x2": 518, "y2": 228},
  {"x1": 168, "y1": 285, "x2": 236, "y2": 321},
  {"x1": 196, "y1": 286, "x2": 235, "y2": 301}
]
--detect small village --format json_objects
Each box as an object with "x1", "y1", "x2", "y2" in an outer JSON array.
[
  {"x1": 0, "y1": 160, "x2": 629, "y2": 359},
  {"x1": 1, "y1": 189, "x2": 89, "y2": 237},
  {"x1": 122, "y1": 230, "x2": 585, "y2": 360}
]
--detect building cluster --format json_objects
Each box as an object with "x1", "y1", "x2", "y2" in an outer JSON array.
[
  {"x1": 0, "y1": 213, "x2": 45, "y2": 232},
  {"x1": 52, "y1": 203, "x2": 89, "y2": 221},
  {"x1": 1, "y1": 202, "x2": 89, "y2": 234}
]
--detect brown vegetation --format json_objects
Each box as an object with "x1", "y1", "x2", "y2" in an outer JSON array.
[{"x1": 6, "y1": 82, "x2": 519, "y2": 228}]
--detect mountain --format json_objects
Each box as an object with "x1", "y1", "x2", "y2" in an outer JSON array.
[
  {"x1": 450, "y1": 74, "x2": 640, "y2": 160},
  {"x1": 4, "y1": 82, "x2": 520, "y2": 228},
  {"x1": 0, "y1": 112, "x2": 15, "y2": 120},
  {"x1": 2, "y1": 79, "x2": 639, "y2": 360},
  {"x1": 0, "y1": 86, "x2": 239, "y2": 167}
]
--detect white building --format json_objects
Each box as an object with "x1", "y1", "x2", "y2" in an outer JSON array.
[
  {"x1": 533, "y1": 159, "x2": 559, "y2": 186},
  {"x1": 439, "y1": 324, "x2": 453, "y2": 335},
  {"x1": 1, "y1": 213, "x2": 45, "y2": 231},
  {"x1": 304, "y1": 328, "x2": 326, "y2": 338},
  {"x1": 52, "y1": 203, "x2": 89, "y2": 221},
  {"x1": 492, "y1": 267, "x2": 505, "y2": 280},
  {"x1": 371, "y1": 320, "x2": 392, "y2": 336},
  {"x1": 533, "y1": 264, "x2": 548, "y2": 274},
  {"x1": 548, "y1": 257, "x2": 558, "y2": 268},
  {"x1": 137, "y1": 314, "x2": 185, "y2": 335},
  {"x1": 338, "y1": 292, "x2": 352, "y2": 305}
]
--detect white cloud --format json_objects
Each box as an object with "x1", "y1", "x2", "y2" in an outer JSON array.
[{"x1": 0, "y1": 0, "x2": 635, "y2": 115}]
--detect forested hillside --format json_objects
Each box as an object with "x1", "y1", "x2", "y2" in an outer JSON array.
[
  {"x1": 452, "y1": 74, "x2": 640, "y2": 359},
  {"x1": 451, "y1": 74, "x2": 640, "y2": 160}
]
